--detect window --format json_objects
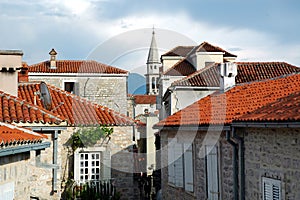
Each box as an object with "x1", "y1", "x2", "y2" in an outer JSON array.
[
  {"x1": 79, "y1": 152, "x2": 101, "y2": 182},
  {"x1": 64, "y1": 82, "x2": 79, "y2": 95},
  {"x1": 152, "y1": 77, "x2": 155, "y2": 90},
  {"x1": 74, "y1": 151, "x2": 111, "y2": 183},
  {"x1": 206, "y1": 145, "x2": 219, "y2": 200},
  {"x1": 168, "y1": 139, "x2": 194, "y2": 192},
  {"x1": 262, "y1": 177, "x2": 281, "y2": 200},
  {"x1": 0, "y1": 182, "x2": 14, "y2": 199}
]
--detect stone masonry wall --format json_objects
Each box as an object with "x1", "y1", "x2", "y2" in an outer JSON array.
[
  {"x1": 29, "y1": 128, "x2": 73, "y2": 200},
  {"x1": 29, "y1": 76, "x2": 128, "y2": 115},
  {"x1": 160, "y1": 130, "x2": 234, "y2": 200},
  {"x1": 237, "y1": 127, "x2": 300, "y2": 200},
  {"x1": 0, "y1": 152, "x2": 31, "y2": 200},
  {"x1": 110, "y1": 126, "x2": 139, "y2": 200}
]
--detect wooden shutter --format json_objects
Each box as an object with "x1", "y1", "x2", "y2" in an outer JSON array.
[
  {"x1": 168, "y1": 138, "x2": 175, "y2": 184},
  {"x1": 263, "y1": 177, "x2": 281, "y2": 200},
  {"x1": 102, "y1": 150, "x2": 111, "y2": 180},
  {"x1": 174, "y1": 143, "x2": 183, "y2": 187},
  {"x1": 206, "y1": 145, "x2": 219, "y2": 200},
  {"x1": 184, "y1": 143, "x2": 194, "y2": 192},
  {"x1": 74, "y1": 82, "x2": 80, "y2": 95}
]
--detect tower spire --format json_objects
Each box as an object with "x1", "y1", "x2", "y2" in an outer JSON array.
[
  {"x1": 145, "y1": 27, "x2": 161, "y2": 95},
  {"x1": 147, "y1": 27, "x2": 160, "y2": 64}
]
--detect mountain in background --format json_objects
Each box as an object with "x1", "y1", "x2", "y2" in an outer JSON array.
[{"x1": 128, "y1": 73, "x2": 146, "y2": 94}]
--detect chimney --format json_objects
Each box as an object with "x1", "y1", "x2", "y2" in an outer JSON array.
[
  {"x1": 18, "y1": 63, "x2": 29, "y2": 82},
  {"x1": 49, "y1": 48, "x2": 57, "y2": 69},
  {"x1": 220, "y1": 62, "x2": 237, "y2": 91},
  {"x1": 0, "y1": 50, "x2": 23, "y2": 96}
]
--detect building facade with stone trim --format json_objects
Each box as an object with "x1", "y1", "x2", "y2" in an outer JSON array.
[{"x1": 154, "y1": 73, "x2": 300, "y2": 199}]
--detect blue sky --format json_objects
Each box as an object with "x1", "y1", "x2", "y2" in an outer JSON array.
[{"x1": 1, "y1": 0, "x2": 300, "y2": 73}]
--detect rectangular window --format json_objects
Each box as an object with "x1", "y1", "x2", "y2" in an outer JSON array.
[
  {"x1": 74, "y1": 152, "x2": 102, "y2": 183},
  {"x1": 64, "y1": 82, "x2": 79, "y2": 95},
  {"x1": 206, "y1": 145, "x2": 219, "y2": 200},
  {"x1": 0, "y1": 182, "x2": 14, "y2": 200},
  {"x1": 168, "y1": 138, "x2": 194, "y2": 191},
  {"x1": 262, "y1": 177, "x2": 281, "y2": 200}
]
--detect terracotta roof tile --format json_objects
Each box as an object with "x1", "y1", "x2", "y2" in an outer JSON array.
[
  {"x1": 18, "y1": 83, "x2": 136, "y2": 126},
  {"x1": 134, "y1": 95, "x2": 157, "y2": 104},
  {"x1": 172, "y1": 62, "x2": 300, "y2": 87},
  {"x1": 163, "y1": 58, "x2": 196, "y2": 76},
  {"x1": 0, "y1": 122, "x2": 46, "y2": 147},
  {"x1": 28, "y1": 60, "x2": 128, "y2": 74},
  {"x1": 235, "y1": 91, "x2": 300, "y2": 122},
  {"x1": 162, "y1": 46, "x2": 195, "y2": 57},
  {"x1": 155, "y1": 73, "x2": 300, "y2": 127},
  {"x1": 0, "y1": 91, "x2": 64, "y2": 125}
]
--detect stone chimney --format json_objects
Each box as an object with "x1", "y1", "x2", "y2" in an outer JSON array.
[
  {"x1": 220, "y1": 62, "x2": 237, "y2": 91},
  {"x1": 18, "y1": 63, "x2": 29, "y2": 82},
  {"x1": 49, "y1": 48, "x2": 57, "y2": 69},
  {"x1": 0, "y1": 50, "x2": 23, "y2": 96}
]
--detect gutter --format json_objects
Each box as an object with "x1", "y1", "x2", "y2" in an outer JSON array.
[
  {"x1": 232, "y1": 128, "x2": 245, "y2": 200},
  {"x1": 0, "y1": 142, "x2": 50, "y2": 157}
]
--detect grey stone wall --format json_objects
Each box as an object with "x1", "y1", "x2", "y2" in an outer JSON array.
[
  {"x1": 237, "y1": 127, "x2": 300, "y2": 200},
  {"x1": 160, "y1": 130, "x2": 234, "y2": 200},
  {"x1": 29, "y1": 75, "x2": 128, "y2": 115},
  {"x1": 0, "y1": 152, "x2": 31, "y2": 200}
]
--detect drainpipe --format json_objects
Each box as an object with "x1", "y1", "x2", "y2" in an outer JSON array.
[
  {"x1": 53, "y1": 130, "x2": 58, "y2": 192},
  {"x1": 226, "y1": 130, "x2": 238, "y2": 200},
  {"x1": 233, "y1": 128, "x2": 245, "y2": 200}
]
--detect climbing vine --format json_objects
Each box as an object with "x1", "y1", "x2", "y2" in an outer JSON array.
[{"x1": 70, "y1": 126, "x2": 113, "y2": 151}]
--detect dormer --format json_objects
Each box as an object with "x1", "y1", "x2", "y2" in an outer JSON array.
[
  {"x1": 188, "y1": 42, "x2": 237, "y2": 71},
  {"x1": 49, "y1": 48, "x2": 57, "y2": 69}
]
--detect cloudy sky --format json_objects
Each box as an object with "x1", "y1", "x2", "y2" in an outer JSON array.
[{"x1": 1, "y1": 0, "x2": 300, "y2": 74}]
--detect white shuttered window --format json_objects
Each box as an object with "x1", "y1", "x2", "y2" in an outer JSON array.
[
  {"x1": 262, "y1": 177, "x2": 281, "y2": 200},
  {"x1": 168, "y1": 139, "x2": 194, "y2": 191},
  {"x1": 206, "y1": 145, "x2": 219, "y2": 200},
  {"x1": 184, "y1": 143, "x2": 194, "y2": 192}
]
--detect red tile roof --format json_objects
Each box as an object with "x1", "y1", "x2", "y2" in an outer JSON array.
[
  {"x1": 134, "y1": 95, "x2": 157, "y2": 104},
  {"x1": 0, "y1": 122, "x2": 47, "y2": 146},
  {"x1": 18, "y1": 83, "x2": 136, "y2": 126},
  {"x1": 0, "y1": 91, "x2": 65, "y2": 125},
  {"x1": 155, "y1": 73, "x2": 300, "y2": 127},
  {"x1": 172, "y1": 62, "x2": 300, "y2": 87},
  {"x1": 235, "y1": 91, "x2": 300, "y2": 122},
  {"x1": 162, "y1": 46, "x2": 195, "y2": 57},
  {"x1": 163, "y1": 58, "x2": 196, "y2": 76},
  {"x1": 28, "y1": 60, "x2": 128, "y2": 74}
]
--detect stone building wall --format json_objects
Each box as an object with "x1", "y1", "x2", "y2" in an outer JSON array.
[
  {"x1": 160, "y1": 130, "x2": 234, "y2": 200},
  {"x1": 28, "y1": 75, "x2": 128, "y2": 115},
  {"x1": 29, "y1": 128, "x2": 73, "y2": 200},
  {"x1": 237, "y1": 127, "x2": 300, "y2": 200},
  {"x1": 0, "y1": 152, "x2": 31, "y2": 200}
]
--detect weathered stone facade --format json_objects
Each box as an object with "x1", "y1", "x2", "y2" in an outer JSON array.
[
  {"x1": 236, "y1": 127, "x2": 300, "y2": 200},
  {"x1": 0, "y1": 152, "x2": 31, "y2": 200},
  {"x1": 160, "y1": 130, "x2": 234, "y2": 199},
  {"x1": 28, "y1": 76, "x2": 128, "y2": 115},
  {"x1": 28, "y1": 125, "x2": 139, "y2": 200}
]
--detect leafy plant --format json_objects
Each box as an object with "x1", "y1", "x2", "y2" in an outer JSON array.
[{"x1": 70, "y1": 126, "x2": 113, "y2": 151}]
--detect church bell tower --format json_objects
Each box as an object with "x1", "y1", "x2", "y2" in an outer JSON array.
[{"x1": 145, "y1": 28, "x2": 161, "y2": 95}]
